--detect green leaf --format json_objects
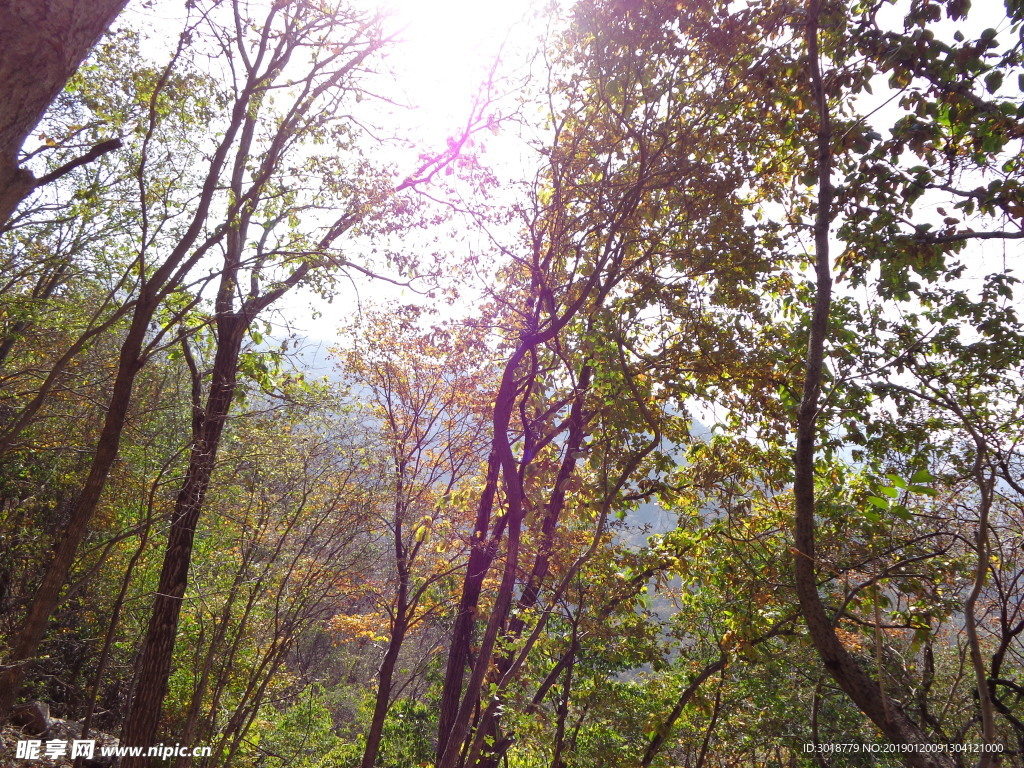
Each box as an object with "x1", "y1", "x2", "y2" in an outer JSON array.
[
  {"x1": 891, "y1": 504, "x2": 913, "y2": 521},
  {"x1": 885, "y1": 473, "x2": 907, "y2": 489}
]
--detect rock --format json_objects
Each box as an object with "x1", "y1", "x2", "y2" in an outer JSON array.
[{"x1": 11, "y1": 700, "x2": 51, "y2": 736}]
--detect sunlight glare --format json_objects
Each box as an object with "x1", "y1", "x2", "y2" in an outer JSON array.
[{"x1": 371, "y1": 0, "x2": 531, "y2": 141}]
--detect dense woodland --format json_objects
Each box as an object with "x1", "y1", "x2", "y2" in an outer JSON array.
[{"x1": 1, "y1": 0, "x2": 1024, "y2": 766}]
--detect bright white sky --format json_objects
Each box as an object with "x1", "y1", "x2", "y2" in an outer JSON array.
[
  {"x1": 283, "y1": 0, "x2": 542, "y2": 367},
  {"x1": 369, "y1": 0, "x2": 536, "y2": 140}
]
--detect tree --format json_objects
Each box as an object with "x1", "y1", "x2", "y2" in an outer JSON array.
[
  {"x1": 787, "y1": 0, "x2": 1024, "y2": 761},
  {"x1": 114, "y1": 0, "x2": 396, "y2": 755},
  {"x1": 1, "y1": 0, "x2": 391, "y2": 724},
  {"x1": 433, "y1": 1, "x2": 776, "y2": 762},
  {"x1": 331, "y1": 308, "x2": 493, "y2": 768},
  {"x1": 4, "y1": 0, "x2": 1024, "y2": 762}
]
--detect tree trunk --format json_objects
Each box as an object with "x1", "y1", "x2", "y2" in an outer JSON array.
[
  {"x1": 75, "y1": 480, "x2": 157, "y2": 768},
  {"x1": 437, "y1": 435, "x2": 526, "y2": 768},
  {"x1": 468, "y1": 370, "x2": 591, "y2": 767},
  {"x1": 119, "y1": 316, "x2": 245, "y2": 763},
  {"x1": 0, "y1": 0, "x2": 129, "y2": 227},
  {"x1": 172, "y1": 566, "x2": 249, "y2": 768},
  {"x1": 361, "y1": 610, "x2": 409, "y2": 768},
  {"x1": 641, "y1": 656, "x2": 726, "y2": 767},
  {"x1": 435, "y1": 451, "x2": 503, "y2": 760},
  {"x1": 362, "y1": 459, "x2": 412, "y2": 768}
]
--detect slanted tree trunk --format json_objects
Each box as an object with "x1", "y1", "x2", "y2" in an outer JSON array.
[
  {"x1": 468, "y1": 367, "x2": 591, "y2": 767},
  {"x1": 435, "y1": 449, "x2": 504, "y2": 759},
  {"x1": 0, "y1": 0, "x2": 129, "y2": 227},
  {"x1": 118, "y1": 316, "x2": 245, "y2": 763},
  {"x1": 360, "y1": 462, "x2": 412, "y2": 768},
  {"x1": 436, "y1": 348, "x2": 528, "y2": 765},
  {"x1": 171, "y1": 556, "x2": 250, "y2": 768},
  {"x1": 0, "y1": 302, "x2": 153, "y2": 721},
  {"x1": 361, "y1": 608, "x2": 410, "y2": 768}
]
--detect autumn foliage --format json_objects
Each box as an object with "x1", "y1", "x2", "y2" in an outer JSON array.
[{"x1": 3, "y1": 0, "x2": 1024, "y2": 766}]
